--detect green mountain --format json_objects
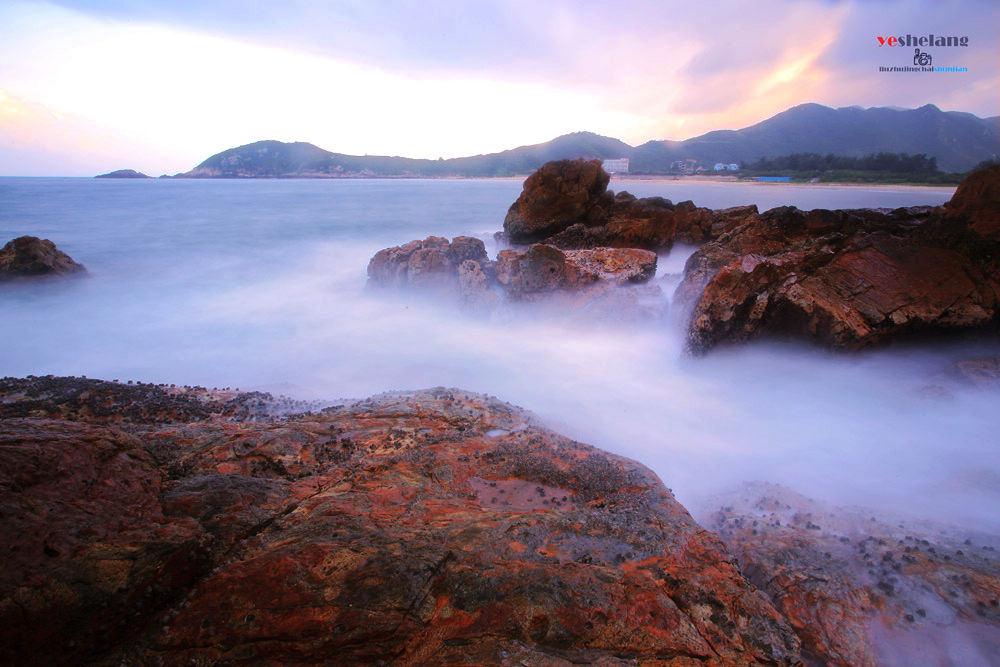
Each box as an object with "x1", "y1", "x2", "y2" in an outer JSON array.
[
  {"x1": 631, "y1": 104, "x2": 999, "y2": 173},
  {"x1": 176, "y1": 104, "x2": 999, "y2": 178}
]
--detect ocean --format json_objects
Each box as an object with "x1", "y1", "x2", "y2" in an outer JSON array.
[{"x1": 2, "y1": 176, "x2": 996, "y2": 531}]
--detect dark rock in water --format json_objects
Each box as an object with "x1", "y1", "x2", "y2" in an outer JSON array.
[
  {"x1": 502, "y1": 159, "x2": 613, "y2": 243},
  {"x1": 0, "y1": 378, "x2": 802, "y2": 665},
  {"x1": 703, "y1": 483, "x2": 1000, "y2": 667},
  {"x1": 366, "y1": 235, "x2": 490, "y2": 291},
  {"x1": 0, "y1": 376, "x2": 276, "y2": 423},
  {"x1": 676, "y1": 166, "x2": 1000, "y2": 352},
  {"x1": 367, "y1": 237, "x2": 663, "y2": 321},
  {"x1": 502, "y1": 160, "x2": 759, "y2": 251},
  {"x1": 0, "y1": 236, "x2": 87, "y2": 280},
  {"x1": 942, "y1": 163, "x2": 1000, "y2": 241},
  {"x1": 95, "y1": 169, "x2": 150, "y2": 178},
  {"x1": 496, "y1": 244, "x2": 657, "y2": 297}
]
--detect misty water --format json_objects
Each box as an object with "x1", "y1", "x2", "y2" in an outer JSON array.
[{"x1": 2, "y1": 177, "x2": 997, "y2": 533}]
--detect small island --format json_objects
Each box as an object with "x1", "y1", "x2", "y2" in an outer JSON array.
[{"x1": 95, "y1": 169, "x2": 150, "y2": 179}]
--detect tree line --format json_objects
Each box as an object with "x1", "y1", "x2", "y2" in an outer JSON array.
[{"x1": 743, "y1": 152, "x2": 940, "y2": 174}]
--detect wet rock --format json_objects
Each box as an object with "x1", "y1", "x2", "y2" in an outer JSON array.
[
  {"x1": 701, "y1": 483, "x2": 1000, "y2": 667},
  {"x1": 456, "y1": 259, "x2": 499, "y2": 311},
  {"x1": 502, "y1": 159, "x2": 613, "y2": 243},
  {"x1": 0, "y1": 419, "x2": 206, "y2": 665},
  {"x1": 942, "y1": 163, "x2": 1000, "y2": 241},
  {"x1": 0, "y1": 236, "x2": 87, "y2": 281},
  {"x1": 366, "y1": 235, "x2": 488, "y2": 290},
  {"x1": 503, "y1": 159, "x2": 750, "y2": 252},
  {"x1": 677, "y1": 173, "x2": 1000, "y2": 353},
  {"x1": 368, "y1": 238, "x2": 661, "y2": 321},
  {"x1": 0, "y1": 376, "x2": 276, "y2": 424},
  {"x1": 1, "y1": 379, "x2": 802, "y2": 665},
  {"x1": 496, "y1": 244, "x2": 657, "y2": 298}
]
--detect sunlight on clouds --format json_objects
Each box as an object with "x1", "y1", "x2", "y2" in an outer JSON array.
[
  {"x1": 649, "y1": 5, "x2": 846, "y2": 141},
  {"x1": 0, "y1": 2, "x2": 639, "y2": 173}
]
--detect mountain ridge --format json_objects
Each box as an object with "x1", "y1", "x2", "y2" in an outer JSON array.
[{"x1": 172, "y1": 103, "x2": 999, "y2": 178}]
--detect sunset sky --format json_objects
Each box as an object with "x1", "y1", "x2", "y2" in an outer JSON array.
[{"x1": 0, "y1": 0, "x2": 997, "y2": 176}]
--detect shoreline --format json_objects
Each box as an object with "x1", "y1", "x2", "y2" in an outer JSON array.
[
  {"x1": 0, "y1": 175, "x2": 960, "y2": 192},
  {"x1": 611, "y1": 174, "x2": 958, "y2": 192}
]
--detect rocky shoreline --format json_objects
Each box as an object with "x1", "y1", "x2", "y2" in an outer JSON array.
[
  {"x1": 367, "y1": 160, "x2": 1000, "y2": 353},
  {"x1": 2, "y1": 376, "x2": 802, "y2": 665},
  {"x1": 3, "y1": 376, "x2": 998, "y2": 664},
  {"x1": 3, "y1": 161, "x2": 999, "y2": 664}
]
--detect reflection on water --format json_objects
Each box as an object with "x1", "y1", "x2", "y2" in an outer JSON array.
[{"x1": 3, "y1": 177, "x2": 995, "y2": 530}]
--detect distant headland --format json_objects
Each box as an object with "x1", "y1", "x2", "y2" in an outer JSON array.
[
  {"x1": 146, "y1": 103, "x2": 997, "y2": 181},
  {"x1": 94, "y1": 169, "x2": 150, "y2": 179}
]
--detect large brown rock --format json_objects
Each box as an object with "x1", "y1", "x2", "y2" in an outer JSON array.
[
  {"x1": 503, "y1": 160, "x2": 752, "y2": 252},
  {"x1": 943, "y1": 163, "x2": 1000, "y2": 241},
  {"x1": 677, "y1": 188, "x2": 1000, "y2": 353},
  {"x1": 0, "y1": 236, "x2": 87, "y2": 280},
  {"x1": 702, "y1": 483, "x2": 1000, "y2": 666},
  {"x1": 0, "y1": 378, "x2": 802, "y2": 665},
  {"x1": 503, "y1": 159, "x2": 613, "y2": 243}
]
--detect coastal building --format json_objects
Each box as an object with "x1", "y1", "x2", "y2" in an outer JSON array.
[
  {"x1": 728, "y1": 163, "x2": 740, "y2": 171},
  {"x1": 602, "y1": 158, "x2": 629, "y2": 174}
]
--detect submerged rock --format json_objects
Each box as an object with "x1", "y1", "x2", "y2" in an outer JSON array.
[
  {"x1": 0, "y1": 378, "x2": 802, "y2": 665},
  {"x1": 0, "y1": 236, "x2": 87, "y2": 281}
]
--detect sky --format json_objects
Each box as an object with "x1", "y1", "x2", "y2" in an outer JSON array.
[{"x1": 0, "y1": 0, "x2": 997, "y2": 176}]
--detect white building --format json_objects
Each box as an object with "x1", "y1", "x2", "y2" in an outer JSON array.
[
  {"x1": 602, "y1": 158, "x2": 629, "y2": 174},
  {"x1": 713, "y1": 163, "x2": 727, "y2": 171},
  {"x1": 728, "y1": 163, "x2": 740, "y2": 171}
]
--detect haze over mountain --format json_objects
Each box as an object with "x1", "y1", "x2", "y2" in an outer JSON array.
[{"x1": 174, "y1": 104, "x2": 999, "y2": 179}]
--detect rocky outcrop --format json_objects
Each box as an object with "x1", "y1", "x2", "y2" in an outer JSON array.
[
  {"x1": 366, "y1": 236, "x2": 491, "y2": 291},
  {"x1": 502, "y1": 159, "x2": 752, "y2": 251},
  {"x1": 942, "y1": 163, "x2": 1000, "y2": 241},
  {"x1": 368, "y1": 236, "x2": 663, "y2": 320},
  {"x1": 502, "y1": 159, "x2": 613, "y2": 243},
  {"x1": 0, "y1": 236, "x2": 87, "y2": 281},
  {"x1": 0, "y1": 377, "x2": 802, "y2": 665},
  {"x1": 702, "y1": 483, "x2": 1000, "y2": 666},
  {"x1": 676, "y1": 167, "x2": 1000, "y2": 352},
  {"x1": 496, "y1": 244, "x2": 657, "y2": 297}
]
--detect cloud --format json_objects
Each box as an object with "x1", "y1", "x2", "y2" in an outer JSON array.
[{"x1": 1, "y1": 0, "x2": 997, "y2": 174}]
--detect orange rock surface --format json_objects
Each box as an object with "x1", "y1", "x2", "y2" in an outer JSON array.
[{"x1": 0, "y1": 379, "x2": 801, "y2": 665}]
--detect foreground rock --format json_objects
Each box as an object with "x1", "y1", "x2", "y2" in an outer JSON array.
[
  {"x1": 0, "y1": 236, "x2": 87, "y2": 281},
  {"x1": 501, "y1": 159, "x2": 748, "y2": 251},
  {"x1": 701, "y1": 483, "x2": 1000, "y2": 666},
  {"x1": 0, "y1": 377, "x2": 801, "y2": 665}
]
